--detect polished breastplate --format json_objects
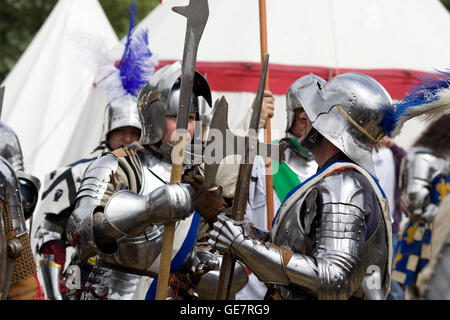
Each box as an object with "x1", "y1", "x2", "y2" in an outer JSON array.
[
  {"x1": 272, "y1": 173, "x2": 389, "y2": 299},
  {"x1": 99, "y1": 152, "x2": 170, "y2": 273},
  {"x1": 84, "y1": 152, "x2": 197, "y2": 299}
]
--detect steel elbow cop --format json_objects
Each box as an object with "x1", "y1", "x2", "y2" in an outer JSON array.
[{"x1": 101, "y1": 182, "x2": 195, "y2": 239}]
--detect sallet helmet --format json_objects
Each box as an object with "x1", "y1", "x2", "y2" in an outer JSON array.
[
  {"x1": 285, "y1": 73, "x2": 327, "y2": 135},
  {"x1": 295, "y1": 72, "x2": 394, "y2": 175},
  {"x1": 137, "y1": 61, "x2": 212, "y2": 146},
  {"x1": 99, "y1": 94, "x2": 142, "y2": 147}
]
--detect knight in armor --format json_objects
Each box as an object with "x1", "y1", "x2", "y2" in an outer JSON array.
[
  {"x1": 34, "y1": 99, "x2": 142, "y2": 300},
  {"x1": 34, "y1": 10, "x2": 156, "y2": 300},
  {"x1": 209, "y1": 72, "x2": 396, "y2": 300},
  {"x1": 220, "y1": 75, "x2": 322, "y2": 300},
  {"x1": 392, "y1": 114, "x2": 450, "y2": 299},
  {"x1": 0, "y1": 114, "x2": 42, "y2": 299},
  {"x1": 66, "y1": 61, "x2": 246, "y2": 300}
]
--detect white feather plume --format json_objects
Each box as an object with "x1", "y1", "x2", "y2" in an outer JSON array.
[{"x1": 68, "y1": 31, "x2": 127, "y2": 102}]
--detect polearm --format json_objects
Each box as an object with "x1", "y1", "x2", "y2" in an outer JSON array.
[
  {"x1": 258, "y1": 0, "x2": 274, "y2": 230},
  {"x1": 215, "y1": 54, "x2": 270, "y2": 300},
  {"x1": 155, "y1": 0, "x2": 209, "y2": 300}
]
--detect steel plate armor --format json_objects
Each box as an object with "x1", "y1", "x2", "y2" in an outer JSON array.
[
  {"x1": 99, "y1": 95, "x2": 142, "y2": 147},
  {"x1": 282, "y1": 141, "x2": 317, "y2": 182},
  {"x1": 0, "y1": 121, "x2": 40, "y2": 220},
  {"x1": 285, "y1": 73, "x2": 326, "y2": 134},
  {"x1": 34, "y1": 156, "x2": 100, "y2": 300},
  {"x1": 210, "y1": 161, "x2": 392, "y2": 300},
  {"x1": 294, "y1": 73, "x2": 393, "y2": 176},
  {"x1": 400, "y1": 146, "x2": 449, "y2": 222},
  {"x1": 273, "y1": 168, "x2": 388, "y2": 299},
  {"x1": 137, "y1": 62, "x2": 211, "y2": 146},
  {"x1": 66, "y1": 145, "x2": 233, "y2": 299}
]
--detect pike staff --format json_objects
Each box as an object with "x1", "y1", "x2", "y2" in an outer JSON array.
[
  {"x1": 155, "y1": 0, "x2": 209, "y2": 300},
  {"x1": 215, "y1": 54, "x2": 270, "y2": 299},
  {"x1": 258, "y1": 0, "x2": 274, "y2": 230}
]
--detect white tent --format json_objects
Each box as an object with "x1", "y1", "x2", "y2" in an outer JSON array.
[
  {"x1": 138, "y1": 0, "x2": 450, "y2": 150},
  {"x1": 1, "y1": 0, "x2": 118, "y2": 181}
]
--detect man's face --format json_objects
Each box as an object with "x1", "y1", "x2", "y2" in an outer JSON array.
[
  {"x1": 289, "y1": 108, "x2": 309, "y2": 139},
  {"x1": 161, "y1": 112, "x2": 196, "y2": 144},
  {"x1": 108, "y1": 126, "x2": 141, "y2": 150},
  {"x1": 297, "y1": 111, "x2": 316, "y2": 150}
]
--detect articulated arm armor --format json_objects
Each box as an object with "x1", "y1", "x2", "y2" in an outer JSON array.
[
  {"x1": 96, "y1": 183, "x2": 194, "y2": 239},
  {"x1": 210, "y1": 169, "x2": 388, "y2": 300},
  {"x1": 210, "y1": 216, "x2": 318, "y2": 291},
  {"x1": 400, "y1": 146, "x2": 449, "y2": 222},
  {"x1": 67, "y1": 153, "x2": 195, "y2": 259}
]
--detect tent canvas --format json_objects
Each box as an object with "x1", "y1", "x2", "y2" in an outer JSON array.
[
  {"x1": 1, "y1": 0, "x2": 118, "y2": 181},
  {"x1": 138, "y1": 0, "x2": 450, "y2": 150}
]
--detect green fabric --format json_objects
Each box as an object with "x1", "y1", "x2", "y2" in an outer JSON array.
[
  {"x1": 273, "y1": 161, "x2": 301, "y2": 202},
  {"x1": 272, "y1": 139, "x2": 302, "y2": 202},
  {"x1": 287, "y1": 138, "x2": 310, "y2": 155}
]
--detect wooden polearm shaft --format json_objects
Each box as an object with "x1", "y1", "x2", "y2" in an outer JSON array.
[
  {"x1": 215, "y1": 54, "x2": 270, "y2": 300},
  {"x1": 155, "y1": 0, "x2": 209, "y2": 300},
  {"x1": 258, "y1": 0, "x2": 274, "y2": 230}
]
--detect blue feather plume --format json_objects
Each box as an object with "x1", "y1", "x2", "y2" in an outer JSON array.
[
  {"x1": 380, "y1": 70, "x2": 450, "y2": 137},
  {"x1": 117, "y1": 2, "x2": 157, "y2": 97}
]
